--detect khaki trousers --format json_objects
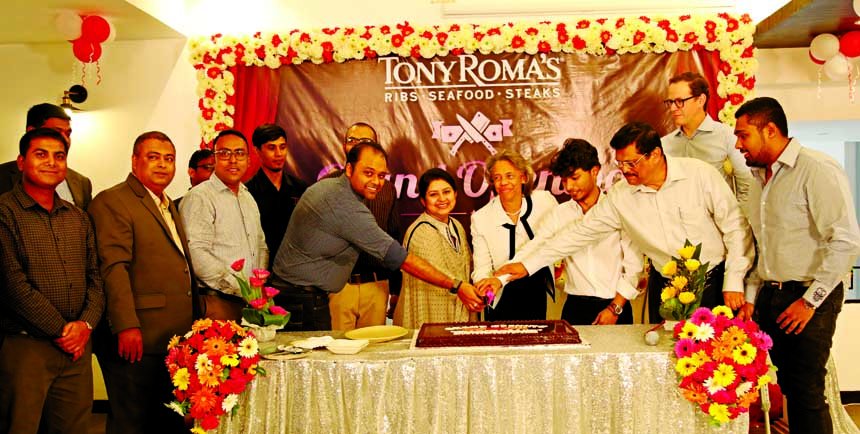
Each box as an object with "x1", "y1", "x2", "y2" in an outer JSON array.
[{"x1": 328, "y1": 280, "x2": 389, "y2": 331}]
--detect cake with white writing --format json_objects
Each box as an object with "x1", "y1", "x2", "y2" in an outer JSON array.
[{"x1": 415, "y1": 320, "x2": 581, "y2": 348}]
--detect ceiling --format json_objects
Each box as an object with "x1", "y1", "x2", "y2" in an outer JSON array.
[
  {"x1": 0, "y1": 0, "x2": 182, "y2": 44},
  {"x1": 755, "y1": 0, "x2": 860, "y2": 48}
]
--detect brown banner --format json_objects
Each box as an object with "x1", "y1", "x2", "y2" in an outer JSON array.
[{"x1": 272, "y1": 50, "x2": 712, "y2": 234}]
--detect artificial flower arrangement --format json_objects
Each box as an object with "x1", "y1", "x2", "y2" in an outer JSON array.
[
  {"x1": 659, "y1": 240, "x2": 709, "y2": 321},
  {"x1": 672, "y1": 306, "x2": 774, "y2": 426},
  {"x1": 229, "y1": 258, "x2": 290, "y2": 336},
  {"x1": 165, "y1": 319, "x2": 264, "y2": 433}
]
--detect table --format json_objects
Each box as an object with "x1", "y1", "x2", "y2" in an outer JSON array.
[{"x1": 213, "y1": 325, "x2": 749, "y2": 433}]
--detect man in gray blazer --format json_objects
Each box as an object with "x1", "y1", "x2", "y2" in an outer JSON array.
[
  {"x1": 88, "y1": 131, "x2": 198, "y2": 434},
  {"x1": 0, "y1": 103, "x2": 92, "y2": 209}
]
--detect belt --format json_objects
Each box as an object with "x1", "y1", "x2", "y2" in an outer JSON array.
[
  {"x1": 348, "y1": 271, "x2": 386, "y2": 285},
  {"x1": 198, "y1": 287, "x2": 243, "y2": 300},
  {"x1": 763, "y1": 280, "x2": 813, "y2": 290}
]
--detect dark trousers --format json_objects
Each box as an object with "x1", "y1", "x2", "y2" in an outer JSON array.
[
  {"x1": 486, "y1": 267, "x2": 551, "y2": 321},
  {"x1": 756, "y1": 282, "x2": 842, "y2": 434},
  {"x1": 0, "y1": 334, "x2": 92, "y2": 434},
  {"x1": 271, "y1": 277, "x2": 332, "y2": 331},
  {"x1": 97, "y1": 350, "x2": 186, "y2": 434},
  {"x1": 647, "y1": 261, "x2": 725, "y2": 323},
  {"x1": 561, "y1": 295, "x2": 633, "y2": 326}
]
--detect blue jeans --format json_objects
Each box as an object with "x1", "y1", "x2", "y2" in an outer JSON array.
[{"x1": 756, "y1": 282, "x2": 843, "y2": 434}]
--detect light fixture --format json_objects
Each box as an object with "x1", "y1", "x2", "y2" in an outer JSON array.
[{"x1": 61, "y1": 84, "x2": 88, "y2": 115}]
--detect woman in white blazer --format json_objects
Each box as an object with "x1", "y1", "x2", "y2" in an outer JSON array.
[{"x1": 471, "y1": 150, "x2": 558, "y2": 320}]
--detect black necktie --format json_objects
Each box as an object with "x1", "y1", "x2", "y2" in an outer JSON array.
[{"x1": 501, "y1": 195, "x2": 534, "y2": 260}]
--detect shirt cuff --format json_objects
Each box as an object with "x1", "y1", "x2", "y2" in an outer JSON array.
[
  {"x1": 383, "y1": 241, "x2": 408, "y2": 271},
  {"x1": 616, "y1": 279, "x2": 640, "y2": 301},
  {"x1": 722, "y1": 271, "x2": 745, "y2": 297},
  {"x1": 803, "y1": 282, "x2": 832, "y2": 309},
  {"x1": 744, "y1": 282, "x2": 759, "y2": 305}
]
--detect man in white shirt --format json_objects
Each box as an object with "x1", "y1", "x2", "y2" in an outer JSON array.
[
  {"x1": 497, "y1": 122, "x2": 754, "y2": 323},
  {"x1": 734, "y1": 97, "x2": 860, "y2": 434},
  {"x1": 541, "y1": 139, "x2": 643, "y2": 325},
  {"x1": 180, "y1": 130, "x2": 267, "y2": 321},
  {"x1": 661, "y1": 72, "x2": 753, "y2": 209}
]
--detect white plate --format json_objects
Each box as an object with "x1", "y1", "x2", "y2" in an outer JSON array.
[
  {"x1": 292, "y1": 336, "x2": 335, "y2": 349},
  {"x1": 326, "y1": 339, "x2": 369, "y2": 355},
  {"x1": 344, "y1": 325, "x2": 408, "y2": 343}
]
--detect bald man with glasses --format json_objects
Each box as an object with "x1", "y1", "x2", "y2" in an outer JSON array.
[{"x1": 497, "y1": 122, "x2": 755, "y2": 323}]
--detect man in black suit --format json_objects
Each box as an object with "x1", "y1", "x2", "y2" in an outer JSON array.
[{"x1": 0, "y1": 103, "x2": 92, "y2": 209}]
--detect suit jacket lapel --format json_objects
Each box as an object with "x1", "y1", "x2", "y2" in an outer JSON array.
[
  {"x1": 126, "y1": 174, "x2": 187, "y2": 259},
  {"x1": 66, "y1": 170, "x2": 83, "y2": 207}
]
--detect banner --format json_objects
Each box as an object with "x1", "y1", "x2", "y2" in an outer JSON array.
[{"x1": 270, "y1": 50, "x2": 717, "y2": 233}]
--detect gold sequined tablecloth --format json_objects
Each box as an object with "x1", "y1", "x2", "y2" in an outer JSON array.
[{"x1": 210, "y1": 325, "x2": 760, "y2": 434}]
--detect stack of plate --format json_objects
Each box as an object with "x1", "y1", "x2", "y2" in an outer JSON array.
[{"x1": 326, "y1": 339, "x2": 369, "y2": 354}]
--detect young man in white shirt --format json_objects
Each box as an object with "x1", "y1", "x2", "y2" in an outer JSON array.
[{"x1": 542, "y1": 139, "x2": 643, "y2": 325}]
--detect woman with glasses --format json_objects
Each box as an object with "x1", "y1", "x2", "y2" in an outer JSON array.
[
  {"x1": 471, "y1": 150, "x2": 558, "y2": 320},
  {"x1": 393, "y1": 169, "x2": 474, "y2": 328}
]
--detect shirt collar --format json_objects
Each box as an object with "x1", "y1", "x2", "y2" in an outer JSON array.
[
  {"x1": 670, "y1": 114, "x2": 718, "y2": 137},
  {"x1": 207, "y1": 173, "x2": 247, "y2": 194},
  {"x1": 776, "y1": 138, "x2": 801, "y2": 169},
  {"x1": 13, "y1": 181, "x2": 68, "y2": 212},
  {"x1": 631, "y1": 155, "x2": 686, "y2": 192}
]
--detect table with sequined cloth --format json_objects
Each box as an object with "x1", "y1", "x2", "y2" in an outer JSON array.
[{"x1": 210, "y1": 325, "x2": 759, "y2": 433}]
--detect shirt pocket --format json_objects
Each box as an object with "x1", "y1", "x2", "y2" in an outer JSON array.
[{"x1": 134, "y1": 293, "x2": 167, "y2": 310}]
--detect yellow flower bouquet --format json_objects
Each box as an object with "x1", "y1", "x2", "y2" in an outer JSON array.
[{"x1": 658, "y1": 239, "x2": 709, "y2": 321}]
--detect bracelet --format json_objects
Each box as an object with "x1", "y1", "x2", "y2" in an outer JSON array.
[{"x1": 449, "y1": 279, "x2": 462, "y2": 294}]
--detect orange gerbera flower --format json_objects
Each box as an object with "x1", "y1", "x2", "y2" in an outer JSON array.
[
  {"x1": 711, "y1": 339, "x2": 734, "y2": 362},
  {"x1": 190, "y1": 385, "x2": 218, "y2": 414},
  {"x1": 198, "y1": 366, "x2": 223, "y2": 388},
  {"x1": 681, "y1": 383, "x2": 708, "y2": 404},
  {"x1": 720, "y1": 326, "x2": 747, "y2": 347},
  {"x1": 202, "y1": 337, "x2": 231, "y2": 360},
  {"x1": 192, "y1": 319, "x2": 213, "y2": 333},
  {"x1": 738, "y1": 389, "x2": 760, "y2": 409}
]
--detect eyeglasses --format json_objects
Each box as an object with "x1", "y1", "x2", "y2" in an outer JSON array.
[
  {"x1": 194, "y1": 164, "x2": 215, "y2": 171},
  {"x1": 662, "y1": 95, "x2": 697, "y2": 109},
  {"x1": 346, "y1": 137, "x2": 375, "y2": 145},
  {"x1": 616, "y1": 153, "x2": 649, "y2": 169},
  {"x1": 213, "y1": 149, "x2": 248, "y2": 161}
]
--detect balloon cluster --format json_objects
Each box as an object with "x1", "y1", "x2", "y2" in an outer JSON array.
[
  {"x1": 809, "y1": 32, "x2": 860, "y2": 81},
  {"x1": 55, "y1": 12, "x2": 115, "y2": 63}
]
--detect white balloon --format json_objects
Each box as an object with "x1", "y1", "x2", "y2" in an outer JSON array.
[
  {"x1": 824, "y1": 53, "x2": 850, "y2": 81},
  {"x1": 855, "y1": 0, "x2": 860, "y2": 16},
  {"x1": 810, "y1": 33, "x2": 840, "y2": 61},
  {"x1": 55, "y1": 11, "x2": 82, "y2": 41}
]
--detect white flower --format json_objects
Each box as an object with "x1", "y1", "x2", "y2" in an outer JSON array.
[
  {"x1": 693, "y1": 323, "x2": 715, "y2": 342},
  {"x1": 195, "y1": 354, "x2": 212, "y2": 374},
  {"x1": 222, "y1": 394, "x2": 239, "y2": 412},
  {"x1": 238, "y1": 336, "x2": 258, "y2": 358},
  {"x1": 704, "y1": 376, "x2": 725, "y2": 395},
  {"x1": 735, "y1": 381, "x2": 753, "y2": 396}
]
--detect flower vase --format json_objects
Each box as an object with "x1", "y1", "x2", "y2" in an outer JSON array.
[{"x1": 242, "y1": 320, "x2": 283, "y2": 342}]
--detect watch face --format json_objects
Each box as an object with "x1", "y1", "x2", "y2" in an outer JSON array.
[{"x1": 611, "y1": 304, "x2": 622, "y2": 315}]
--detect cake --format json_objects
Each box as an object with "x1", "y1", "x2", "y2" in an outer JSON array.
[{"x1": 414, "y1": 319, "x2": 581, "y2": 348}]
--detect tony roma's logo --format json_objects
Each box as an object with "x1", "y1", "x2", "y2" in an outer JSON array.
[{"x1": 431, "y1": 112, "x2": 512, "y2": 156}]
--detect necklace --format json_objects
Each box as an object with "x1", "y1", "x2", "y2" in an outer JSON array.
[{"x1": 504, "y1": 206, "x2": 522, "y2": 217}]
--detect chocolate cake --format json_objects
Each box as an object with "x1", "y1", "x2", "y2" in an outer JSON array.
[{"x1": 415, "y1": 320, "x2": 581, "y2": 348}]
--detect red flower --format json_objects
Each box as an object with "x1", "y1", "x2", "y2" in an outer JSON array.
[
  {"x1": 719, "y1": 61, "x2": 732, "y2": 75},
  {"x1": 344, "y1": 27, "x2": 355, "y2": 36},
  {"x1": 202, "y1": 108, "x2": 214, "y2": 121},
  {"x1": 572, "y1": 35, "x2": 586, "y2": 50},
  {"x1": 729, "y1": 94, "x2": 744, "y2": 105},
  {"x1": 360, "y1": 27, "x2": 373, "y2": 40},
  {"x1": 526, "y1": 27, "x2": 539, "y2": 36},
  {"x1": 420, "y1": 30, "x2": 433, "y2": 40},
  {"x1": 254, "y1": 45, "x2": 266, "y2": 60},
  {"x1": 511, "y1": 35, "x2": 525, "y2": 49},
  {"x1": 363, "y1": 47, "x2": 377, "y2": 58},
  {"x1": 203, "y1": 53, "x2": 214, "y2": 64},
  {"x1": 448, "y1": 24, "x2": 460, "y2": 32},
  {"x1": 271, "y1": 34, "x2": 283, "y2": 48},
  {"x1": 657, "y1": 19, "x2": 671, "y2": 30},
  {"x1": 299, "y1": 33, "x2": 311, "y2": 44},
  {"x1": 322, "y1": 27, "x2": 339, "y2": 35},
  {"x1": 410, "y1": 45, "x2": 421, "y2": 58},
  {"x1": 380, "y1": 25, "x2": 391, "y2": 35},
  {"x1": 633, "y1": 31, "x2": 646, "y2": 45},
  {"x1": 740, "y1": 14, "x2": 752, "y2": 24},
  {"x1": 537, "y1": 41, "x2": 551, "y2": 53},
  {"x1": 705, "y1": 20, "x2": 717, "y2": 32},
  {"x1": 639, "y1": 16, "x2": 651, "y2": 24},
  {"x1": 666, "y1": 30, "x2": 679, "y2": 43},
  {"x1": 601, "y1": 31, "x2": 611, "y2": 44},
  {"x1": 742, "y1": 45, "x2": 755, "y2": 58},
  {"x1": 473, "y1": 31, "x2": 485, "y2": 41},
  {"x1": 707, "y1": 31, "x2": 717, "y2": 43},
  {"x1": 286, "y1": 46, "x2": 298, "y2": 61},
  {"x1": 206, "y1": 67, "x2": 221, "y2": 79},
  {"x1": 679, "y1": 15, "x2": 691, "y2": 21},
  {"x1": 450, "y1": 48, "x2": 464, "y2": 56},
  {"x1": 201, "y1": 414, "x2": 220, "y2": 431},
  {"x1": 253, "y1": 32, "x2": 261, "y2": 39},
  {"x1": 556, "y1": 23, "x2": 567, "y2": 32},
  {"x1": 250, "y1": 298, "x2": 267, "y2": 309},
  {"x1": 726, "y1": 19, "x2": 739, "y2": 32},
  {"x1": 225, "y1": 94, "x2": 236, "y2": 106},
  {"x1": 321, "y1": 41, "x2": 334, "y2": 63},
  {"x1": 270, "y1": 306, "x2": 288, "y2": 315},
  {"x1": 249, "y1": 276, "x2": 266, "y2": 288},
  {"x1": 391, "y1": 34, "x2": 404, "y2": 47},
  {"x1": 487, "y1": 27, "x2": 501, "y2": 36},
  {"x1": 557, "y1": 31, "x2": 569, "y2": 44},
  {"x1": 436, "y1": 32, "x2": 448, "y2": 45},
  {"x1": 576, "y1": 20, "x2": 590, "y2": 29},
  {"x1": 263, "y1": 286, "x2": 279, "y2": 297},
  {"x1": 595, "y1": 18, "x2": 607, "y2": 25},
  {"x1": 684, "y1": 32, "x2": 698, "y2": 43},
  {"x1": 230, "y1": 259, "x2": 245, "y2": 271},
  {"x1": 615, "y1": 18, "x2": 625, "y2": 28},
  {"x1": 396, "y1": 22, "x2": 414, "y2": 37}
]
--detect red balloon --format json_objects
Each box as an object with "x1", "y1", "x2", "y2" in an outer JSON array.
[
  {"x1": 839, "y1": 31, "x2": 860, "y2": 58},
  {"x1": 81, "y1": 16, "x2": 111, "y2": 43},
  {"x1": 72, "y1": 39, "x2": 102, "y2": 63},
  {"x1": 809, "y1": 50, "x2": 826, "y2": 65}
]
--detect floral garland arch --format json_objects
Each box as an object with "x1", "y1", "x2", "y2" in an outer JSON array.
[{"x1": 189, "y1": 13, "x2": 757, "y2": 144}]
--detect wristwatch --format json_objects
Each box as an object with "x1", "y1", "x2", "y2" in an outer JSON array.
[
  {"x1": 608, "y1": 302, "x2": 623, "y2": 316},
  {"x1": 801, "y1": 299, "x2": 816, "y2": 311},
  {"x1": 449, "y1": 279, "x2": 462, "y2": 294},
  {"x1": 83, "y1": 321, "x2": 93, "y2": 330}
]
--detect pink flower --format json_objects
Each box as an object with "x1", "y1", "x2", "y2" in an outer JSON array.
[
  {"x1": 230, "y1": 259, "x2": 245, "y2": 272},
  {"x1": 711, "y1": 389, "x2": 737, "y2": 404},
  {"x1": 252, "y1": 269, "x2": 270, "y2": 280},
  {"x1": 750, "y1": 331, "x2": 773, "y2": 351},
  {"x1": 675, "y1": 338, "x2": 696, "y2": 358},
  {"x1": 249, "y1": 277, "x2": 266, "y2": 288},
  {"x1": 270, "y1": 306, "x2": 288, "y2": 315},
  {"x1": 249, "y1": 298, "x2": 267, "y2": 309},
  {"x1": 263, "y1": 287, "x2": 280, "y2": 298},
  {"x1": 691, "y1": 308, "x2": 714, "y2": 325}
]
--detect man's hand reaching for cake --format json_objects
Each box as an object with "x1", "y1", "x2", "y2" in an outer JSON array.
[
  {"x1": 494, "y1": 262, "x2": 528, "y2": 280},
  {"x1": 457, "y1": 282, "x2": 486, "y2": 312}
]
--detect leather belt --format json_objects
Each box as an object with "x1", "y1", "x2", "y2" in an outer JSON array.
[
  {"x1": 348, "y1": 271, "x2": 384, "y2": 285},
  {"x1": 763, "y1": 280, "x2": 813, "y2": 290}
]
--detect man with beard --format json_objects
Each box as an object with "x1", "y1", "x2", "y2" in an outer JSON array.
[
  {"x1": 734, "y1": 97, "x2": 859, "y2": 434},
  {"x1": 181, "y1": 130, "x2": 267, "y2": 321},
  {"x1": 245, "y1": 124, "x2": 308, "y2": 269}
]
